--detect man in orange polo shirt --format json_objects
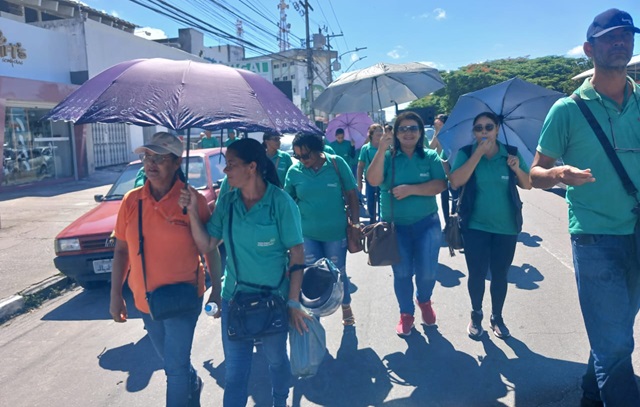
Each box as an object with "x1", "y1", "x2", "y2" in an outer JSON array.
[{"x1": 109, "y1": 132, "x2": 217, "y2": 407}]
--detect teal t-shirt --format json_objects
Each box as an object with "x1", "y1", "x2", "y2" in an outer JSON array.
[
  {"x1": 358, "y1": 143, "x2": 378, "y2": 176},
  {"x1": 451, "y1": 142, "x2": 529, "y2": 235},
  {"x1": 269, "y1": 150, "x2": 294, "y2": 187},
  {"x1": 207, "y1": 182, "x2": 303, "y2": 300},
  {"x1": 323, "y1": 145, "x2": 336, "y2": 155},
  {"x1": 224, "y1": 138, "x2": 237, "y2": 147},
  {"x1": 330, "y1": 140, "x2": 355, "y2": 167},
  {"x1": 379, "y1": 149, "x2": 446, "y2": 225},
  {"x1": 284, "y1": 154, "x2": 357, "y2": 241},
  {"x1": 201, "y1": 137, "x2": 220, "y2": 148},
  {"x1": 537, "y1": 78, "x2": 640, "y2": 235}
]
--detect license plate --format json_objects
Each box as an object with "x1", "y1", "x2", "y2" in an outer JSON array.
[{"x1": 93, "y1": 259, "x2": 113, "y2": 274}]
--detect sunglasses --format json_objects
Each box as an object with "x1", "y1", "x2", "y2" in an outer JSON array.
[
  {"x1": 293, "y1": 152, "x2": 312, "y2": 160},
  {"x1": 473, "y1": 124, "x2": 496, "y2": 133},
  {"x1": 397, "y1": 125, "x2": 420, "y2": 133},
  {"x1": 140, "y1": 153, "x2": 171, "y2": 164}
]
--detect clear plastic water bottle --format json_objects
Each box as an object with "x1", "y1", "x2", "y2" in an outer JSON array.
[{"x1": 204, "y1": 302, "x2": 218, "y2": 316}]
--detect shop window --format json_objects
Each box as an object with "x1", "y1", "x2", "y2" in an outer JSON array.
[
  {"x1": 273, "y1": 64, "x2": 279, "y2": 68},
  {"x1": 283, "y1": 76, "x2": 288, "y2": 81},
  {"x1": 2, "y1": 107, "x2": 74, "y2": 186}
]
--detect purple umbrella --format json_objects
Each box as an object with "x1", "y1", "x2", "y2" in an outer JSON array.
[
  {"x1": 325, "y1": 112, "x2": 373, "y2": 149},
  {"x1": 44, "y1": 58, "x2": 321, "y2": 135}
]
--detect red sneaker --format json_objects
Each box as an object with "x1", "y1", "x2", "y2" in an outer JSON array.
[
  {"x1": 396, "y1": 313, "x2": 414, "y2": 336},
  {"x1": 417, "y1": 300, "x2": 436, "y2": 326}
]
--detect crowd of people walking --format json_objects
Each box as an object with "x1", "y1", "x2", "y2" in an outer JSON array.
[{"x1": 107, "y1": 8, "x2": 640, "y2": 407}]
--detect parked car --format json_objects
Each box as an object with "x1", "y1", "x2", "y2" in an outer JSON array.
[{"x1": 53, "y1": 148, "x2": 227, "y2": 289}]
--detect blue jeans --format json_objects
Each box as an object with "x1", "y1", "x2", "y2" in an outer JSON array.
[
  {"x1": 392, "y1": 213, "x2": 441, "y2": 315},
  {"x1": 572, "y1": 233, "x2": 640, "y2": 406},
  {"x1": 461, "y1": 228, "x2": 517, "y2": 316},
  {"x1": 221, "y1": 299, "x2": 291, "y2": 407},
  {"x1": 365, "y1": 181, "x2": 380, "y2": 223},
  {"x1": 303, "y1": 237, "x2": 351, "y2": 305},
  {"x1": 141, "y1": 303, "x2": 202, "y2": 407}
]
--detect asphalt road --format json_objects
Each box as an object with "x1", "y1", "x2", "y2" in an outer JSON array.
[{"x1": 1, "y1": 186, "x2": 640, "y2": 406}]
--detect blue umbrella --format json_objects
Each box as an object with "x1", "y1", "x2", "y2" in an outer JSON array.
[{"x1": 438, "y1": 78, "x2": 564, "y2": 166}]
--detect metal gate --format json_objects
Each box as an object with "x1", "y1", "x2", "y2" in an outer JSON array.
[{"x1": 91, "y1": 123, "x2": 129, "y2": 168}]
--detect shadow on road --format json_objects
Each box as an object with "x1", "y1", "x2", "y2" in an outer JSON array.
[
  {"x1": 518, "y1": 231, "x2": 543, "y2": 247},
  {"x1": 291, "y1": 325, "x2": 392, "y2": 406},
  {"x1": 508, "y1": 263, "x2": 544, "y2": 290},
  {"x1": 97, "y1": 334, "x2": 162, "y2": 392},
  {"x1": 436, "y1": 263, "x2": 465, "y2": 288},
  {"x1": 41, "y1": 285, "x2": 143, "y2": 321}
]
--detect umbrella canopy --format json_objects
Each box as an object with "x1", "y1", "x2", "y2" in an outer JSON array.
[
  {"x1": 438, "y1": 78, "x2": 564, "y2": 166},
  {"x1": 325, "y1": 112, "x2": 373, "y2": 149},
  {"x1": 44, "y1": 58, "x2": 321, "y2": 135},
  {"x1": 312, "y1": 62, "x2": 445, "y2": 114}
]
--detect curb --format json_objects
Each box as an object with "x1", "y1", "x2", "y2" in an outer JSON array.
[{"x1": 0, "y1": 275, "x2": 73, "y2": 323}]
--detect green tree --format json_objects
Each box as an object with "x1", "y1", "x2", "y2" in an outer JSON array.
[{"x1": 410, "y1": 56, "x2": 593, "y2": 113}]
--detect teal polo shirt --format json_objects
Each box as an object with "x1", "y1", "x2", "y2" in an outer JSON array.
[
  {"x1": 224, "y1": 138, "x2": 237, "y2": 147},
  {"x1": 452, "y1": 142, "x2": 529, "y2": 235},
  {"x1": 284, "y1": 154, "x2": 357, "y2": 241},
  {"x1": 330, "y1": 140, "x2": 355, "y2": 166},
  {"x1": 201, "y1": 137, "x2": 220, "y2": 148},
  {"x1": 269, "y1": 150, "x2": 294, "y2": 187},
  {"x1": 537, "y1": 77, "x2": 640, "y2": 235},
  {"x1": 379, "y1": 148, "x2": 446, "y2": 225},
  {"x1": 358, "y1": 143, "x2": 378, "y2": 176},
  {"x1": 207, "y1": 182, "x2": 303, "y2": 300}
]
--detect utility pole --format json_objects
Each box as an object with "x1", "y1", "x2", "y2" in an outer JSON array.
[
  {"x1": 324, "y1": 31, "x2": 343, "y2": 83},
  {"x1": 301, "y1": 0, "x2": 314, "y2": 120}
]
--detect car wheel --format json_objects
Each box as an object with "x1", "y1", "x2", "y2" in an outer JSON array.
[{"x1": 76, "y1": 280, "x2": 108, "y2": 290}]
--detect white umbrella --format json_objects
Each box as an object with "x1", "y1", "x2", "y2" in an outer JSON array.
[{"x1": 313, "y1": 62, "x2": 445, "y2": 114}]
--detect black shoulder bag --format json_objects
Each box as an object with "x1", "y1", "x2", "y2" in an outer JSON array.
[
  {"x1": 571, "y1": 94, "x2": 640, "y2": 257},
  {"x1": 225, "y1": 202, "x2": 289, "y2": 341},
  {"x1": 139, "y1": 200, "x2": 201, "y2": 321}
]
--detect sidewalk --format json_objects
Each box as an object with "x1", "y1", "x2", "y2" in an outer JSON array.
[{"x1": 0, "y1": 166, "x2": 125, "y2": 319}]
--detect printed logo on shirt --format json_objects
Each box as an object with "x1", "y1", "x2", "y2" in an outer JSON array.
[
  {"x1": 501, "y1": 175, "x2": 509, "y2": 180},
  {"x1": 419, "y1": 172, "x2": 430, "y2": 177},
  {"x1": 327, "y1": 183, "x2": 338, "y2": 188},
  {"x1": 257, "y1": 238, "x2": 276, "y2": 247},
  {"x1": 167, "y1": 218, "x2": 189, "y2": 227}
]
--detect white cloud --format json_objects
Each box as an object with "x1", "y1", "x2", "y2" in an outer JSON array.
[
  {"x1": 134, "y1": 27, "x2": 168, "y2": 40},
  {"x1": 111, "y1": 10, "x2": 119, "y2": 18},
  {"x1": 433, "y1": 8, "x2": 446, "y2": 20},
  {"x1": 350, "y1": 53, "x2": 360, "y2": 63},
  {"x1": 567, "y1": 45, "x2": 585, "y2": 57},
  {"x1": 387, "y1": 46, "x2": 407, "y2": 60}
]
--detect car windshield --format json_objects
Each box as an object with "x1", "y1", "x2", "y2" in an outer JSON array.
[
  {"x1": 104, "y1": 163, "x2": 143, "y2": 200},
  {"x1": 182, "y1": 157, "x2": 206, "y2": 189}
]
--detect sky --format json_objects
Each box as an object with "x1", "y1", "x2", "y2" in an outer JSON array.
[{"x1": 79, "y1": 0, "x2": 640, "y2": 74}]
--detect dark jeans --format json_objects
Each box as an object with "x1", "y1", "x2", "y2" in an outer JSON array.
[
  {"x1": 141, "y1": 303, "x2": 202, "y2": 407},
  {"x1": 572, "y1": 233, "x2": 640, "y2": 406},
  {"x1": 461, "y1": 228, "x2": 517, "y2": 316},
  {"x1": 365, "y1": 181, "x2": 379, "y2": 223}
]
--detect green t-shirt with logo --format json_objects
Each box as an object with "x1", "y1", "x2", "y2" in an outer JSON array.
[
  {"x1": 269, "y1": 150, "x2": 294, "y2": 187},
  {"x1": 284, "y1": 154, "x2": 356, "y2": 241},
  {"x1": 379, "y1": 148, "x2": 446, "y2": 225}
]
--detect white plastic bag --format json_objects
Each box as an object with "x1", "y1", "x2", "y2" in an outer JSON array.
[{"x1": 289, "y1": 311, "x2": 327, "y2": 378}]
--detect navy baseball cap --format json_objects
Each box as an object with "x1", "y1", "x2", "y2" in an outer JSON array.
[{"x1": 587, "y1": 9, "x2": 640, "y2": 40}]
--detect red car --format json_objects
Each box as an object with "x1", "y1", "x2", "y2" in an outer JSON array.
[{"x1": 53, "y1": 148, "x2": 226, "y2": 289}]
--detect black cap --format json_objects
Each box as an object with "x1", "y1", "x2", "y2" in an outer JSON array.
[{"x1": 587, "y1": 9, "x2": 640, "y2": 40}]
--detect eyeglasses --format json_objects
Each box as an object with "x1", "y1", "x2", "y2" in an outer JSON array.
[
  {"x1": 140, "y1": 153, "x2": 171, "y2": 164},
  {"x1": 610, "y1": 117, "x2": 640, "y2": 153},
  {"x1": 473, "y1": 124, "x2": 496, "y2": 133},
  {"x1": 293, "y1": 152, "x2": 312, "y2": 160},
  {"x1": 397, "y1": 125, "x2": 420, "y2": 133}
]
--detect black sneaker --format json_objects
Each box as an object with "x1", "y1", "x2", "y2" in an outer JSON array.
[
  {"x1": 467, "y1": 310, "x2": 484, "y2": 339},
  {"x1": 490, "y1": 315, "x2": 511, "y2": 339}
]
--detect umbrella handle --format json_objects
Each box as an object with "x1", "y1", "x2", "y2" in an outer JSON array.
[{"x1": 183, "y1": 129, "x2": 191, "y2": 215}]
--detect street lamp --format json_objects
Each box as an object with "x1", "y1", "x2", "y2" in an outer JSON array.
[
  {"x1": 331, "y1": 47, "x2": 367, "y2": 71},
  {"x1": 345, "y1": 56, "x2": 367, "y2": 72}
]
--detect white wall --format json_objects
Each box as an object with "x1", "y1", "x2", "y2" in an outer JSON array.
[
  {"x1": 0, "y1": 17, "x2": 71, "y2": 83},
  {"x1": 83, "y1": 19, "x2": 206, "y2": 76}
]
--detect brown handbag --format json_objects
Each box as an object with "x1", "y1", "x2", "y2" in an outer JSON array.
[
  {"x1": 361, "y1": 154, "x2": 400, "y2": 266},
  {"x1": 331, "y1": 158, "x2": 364, "y2": 253}
]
